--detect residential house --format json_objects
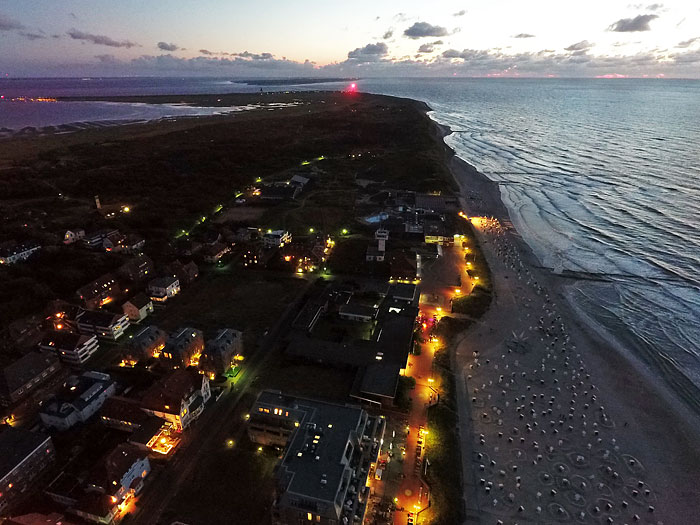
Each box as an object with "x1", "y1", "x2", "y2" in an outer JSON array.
[
  {"x1": 289, "y1": 174, "x2": 310, "y2": 189},
  {"x1": 260, "y1": 184, "x2": 299, "y2": 201},
  {"x1": 127, "y1": 325, "x2": 167, "y2": 361},
  {"x1": 365, "y1": 244, "x2": 385, "y2": 262},
  {"x1": 263, "y1": 230, "x2": 292, "y2": 248},
  {"x1": 70, "y1": 493, "x2": 117, "y2": 524},
  {"x1": 0, "y1": 428, "x2": 55, "y2": 515},
  {"x1": 99, "y1": 397, "x2": 150, "y2": 432},
  {"x1": 0, "y1": 241, "x2": 41, "y2": 265},
  {"x1": 63, "y1": 229, "x2": 85, "y2": 245},
  {"x1": 0, "y1": 352, "x2": 61, "y2": 406},
  {"x1": 123, "y1": 234, "x2": 145, "y2": 254},
  {"x1": 147, "y1": 276, "x2": 180, "y2": 303},
  {"x1": 39, "y1": 331, "x2": 99, "y2": 366},
  {"x1": 423, "y1": 218, "x2": 451, "y2": 245},
  {"x1": 161, "y1": 327, "x2": 203, "y2": 368},
  {"x1": 81, "y1": 229, "x2": 118, "y2": 249},
  {"x1": 140, "y1": 369, "x2": 210, "y2": 430},
  {"x1": 117, "y1": 255, "x2": 154, "y2": 283},
  {"x1": 165, "y1": 260, "x2": 198, "y2": 285},
  {"x1": 76, "y1": 274, "x2": 121, "y2": 310},
  {"x1": 84, "y1": 443, "x2": 150, "y2": 505},
  {"x1": 201, "y1": 243, "x2": 231, "y2": 263},
  {"x1": 121, "y1": 294, "x2": 153, "y2": 323},
  {"x1": 101, "y1": 232, "x2": 126, "y2": 252},
  {"x1": 39, "y1": 371, "x2": 115, "y2": 431},
  {"x1": 339, "y1": 304, "x2": 378, "y2": 323},
  {"x1": 387, "y1": 283, "x2": 419, "y2": 304},
  {"x1": 200, "y1": 329, "x2": 243, "y2": 378},
  {"x1": 388, "y1": 251, "x2": 417, "y2": 283},
  {"x1": 77, "y1": 310, "x2": 129, "y2": 340}
]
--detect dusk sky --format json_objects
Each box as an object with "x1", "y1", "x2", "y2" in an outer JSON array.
[{"x1": 1, "y1": 0, "x2": 699, "y2": 77}]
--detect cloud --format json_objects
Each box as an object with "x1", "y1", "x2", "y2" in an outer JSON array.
[
  {"x1": 608, "y1": 14, "x2": 658, "y2": 32},
  {"x1": 404, "y1": 22, "x2": 449, "y2": 39},
  {"x1": 383, "y1": 29, "x2": 393, "y2": 39},
  {"x1": 20, "y1": 31, "x2": 46, "y2": 40},
  {"x1": 565, "y1": 40, "x2": 594, "y2": 52},
  {"x1": 157, "y1": 41, "x2": 179, "y2": 51},
  {"x1": 67, "y1": 29, "x2": 139, "y2": 48},
  {"x1": 418, "y1": 43, "x2": 435, "y2": 53},
  {"x1": 453, "y1": 10, "x2": 466, "y2": 17},
  {"x1": 676, "y1": 37, "x2": 699, "y2": 48},
  {"x1": 646, "y1": 3, "x2": 664, "y2": 10},
  {"x1": 432, "y1": 40, "x2": 444, "y2": 45},
  {"x1": 95, "y1": 54, "x2": 119, "y2": 63},
  {"x1": 0, "y1": 13, "x2": 24, "y2": 31},
  {"x1": 199, "y1": 49, "x2": 213, "y2": 55},
  {"x1": 347, "y1": 42, "x2": 389, "y2": 62},
  {"x1": 513, "y1": 33, "x2": 535, "y2": 39},
  {"x1": 237, "y1": 51, "x2": 273, "y2": 60}
]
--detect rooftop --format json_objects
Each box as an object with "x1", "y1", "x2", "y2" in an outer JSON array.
[
  {"x1": 41, "y1": 371, "x2": 114, "y2": 417},
  {"x1": 124, "y1": 293, "x2": 151, "y2": 310},
  {"x1": 77, "y1": 310, "x2": 124, "y2": 326},
  {"x1": 148, "y1": 276, "x2": 179, "y2": 289},
  {"x1": 141, "y1": 369, "x2": 202, "y2": 414},
  {"x1": 40, "y1": 330, "x2": 95, "y2": 351},
  {"x1": 1, "y1": 351, "x2": 59, "y2": 394},
  {"x1": 0, "y1": 427, "x2": 51, "y2": 479}
]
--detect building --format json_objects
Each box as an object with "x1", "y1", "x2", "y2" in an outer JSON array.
[
  {"x1": 5, "y1": 512, "x2": 78, "y2": 525},
  {"x1": 388, "y1": 251, "x2": 418, "y2": 283},
  {"x1": 248, "y1": 391, "x2": 384, "y2": 525},
  {"x1": 365, "y1": 244, "x2": 385, "y2": 262},
  {"x1": 140, "y1": 369, "x2": 210, "y2": 430},
  {"x1": 39, "y1": 331, "x2": 99, "y2": 366},
  {"x1": 63, "y1": 229, "x2": 85, "y2": 245},
  {"x1": 387, "y1": 283, "x2": 418, "y2": 304},
  {"x1": 263, "y1": 230, "x2": 292, "y2": 248},
  {"x1": 161, "y1": 327, "x2": 203, "y2": 367},
  {"x1": 123, "y1": 234, "x2": 145, "y2": 254},
  {"x1": 76, "y1": 274, "x2": 121, "y2": 310},
  {"x1": 289, "y1": 174, "x2": 310, "y2": 189},
  {"x1": 423, "y1": 218, "x2": 450, "y2": 245},
  {"x1": 165, "y1": 260, "x2": 199, "y2": 285},
  {"x1": 0, "y1": 428, "x2": 55, "y2": 515},
  {"x1": 201, "y1": 243, "x2": 231, "y2": 263},
  {"x1": 339, "y1": 304, "x2": 378, "y2": 323},
  {"x1": 117, "y1": 255, "x2": 154, "y2": 283},
  {"x1": 85, "y1": 443, "x2": 150, "y2": 504},
  {"x1": 99, "y1": 396, "x2": 150, "y2": 432},
  {"x1": 0, "y1": 352, "x2": 61, "y2": 406},
  {"x1": 39, "y1": 372, "x2": 115, "y2": 431},
  {"x1": 200, "y1": 329, "x2": 243, "y2": 377},
  {"x1": 414, "y1": 193, "x2": 447, "y2": 214},
  {"x1": 121, "y1": 294, "x2": 153, "y2": 323},
  {"x1": 147, "y1": 276, "x2": 180, "y2": 303},
  {"x1": 127, "y1": 325, "x2": 167, "y2": 361},
  {"x1": 0, "y1": 241, "x2": 41, "y2": 265},
  {"x1": 101, "y1": 232, "x2": 126, "y2": 252},
  {"x1": 77, "y1": 310, "x2": 129, "y2": 341},
  {"x1": 81, "y1": 229, "x2": 119, "y2": 249},
  {"x1": 374, "y1": 228, "x2": 389, "y2": 241},
  {"x1": 260, "y1": 184, "x2": 300, "y2": 201}
]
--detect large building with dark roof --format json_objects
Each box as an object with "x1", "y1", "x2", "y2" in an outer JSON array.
[
  {"x1": 248, "y1": 391, "x2": 385, "y2": 525},
  {"x1": 0, "y1": 352, "x2": 61, "y2": 406},
  {"x1": 39, "y1": 331, "x2": 99, "y2": 366},
  {"x1": 0, "y1": 428, "x2": 55, "y2": 515}
]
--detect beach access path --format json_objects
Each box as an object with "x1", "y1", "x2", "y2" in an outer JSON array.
[{"x1": 448, "y1": 155, "x2": 700, "y2": 525}]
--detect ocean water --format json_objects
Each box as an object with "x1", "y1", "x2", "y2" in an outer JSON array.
[{"x1": 1, "y1": 76, "x2": 699, "y2": 401}]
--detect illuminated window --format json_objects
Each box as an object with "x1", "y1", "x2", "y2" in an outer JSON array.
[{"x1": 307, "y1": 513, "x2": 312, "y2": 521}]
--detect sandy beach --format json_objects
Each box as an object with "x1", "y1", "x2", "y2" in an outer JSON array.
[{"x1": 441, "y1": 133, "x2": 700, "y2": 524}]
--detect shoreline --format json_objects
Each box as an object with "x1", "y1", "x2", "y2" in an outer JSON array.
[{"x1": 427, "y1": 108, "x2": 700, "y2": 522}]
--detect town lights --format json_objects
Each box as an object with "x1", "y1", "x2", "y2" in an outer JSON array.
[
  {"x1": 341, "y1": 229, "x2": 348, "y2": 235},
  {"x1": 226, "y1": 439, "x2": 235, "y2": 448},
  {"x1": 309, "y1": 228, "x2": 315, "y2": 233}
]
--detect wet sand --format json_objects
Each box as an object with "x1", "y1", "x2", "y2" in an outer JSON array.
[{"x1": 440, "y1": 129, "x2": 700, "y2": 524}]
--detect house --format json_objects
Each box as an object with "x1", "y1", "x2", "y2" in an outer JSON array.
[
  {"x1": 85, "y1": 443, "x2": 150, "y2": 504},
  {"x1": 81, "y1": 229, "x2": 119, "y2": 249},
  {"x1": 99, "y1": 397, "x2": 150, "y2": 432},
  {"x1": 339, "y1": 304, "x2": 378, "y2": 323},
  {"x1": 365, "y1": 244, "x2": 385, "y2": 262},
  {"x1": 201, "y1": 243, "x2": 231, "y2": 263},
  {"x1": 123, "y1": 234, "x2": 145, "y2": 254},
  {"x1": 117, "y1": 255, "x2": 154, "y2": 283},
  {"x1": 39, "y1": 371, "x2": 115, "y2": 431},
  {"x1": 289, "y1": 174, "x2": 310, "y2": 189},
  {"x1": 63, "y1": 229, "x2": 85, "y2": 245},
  {"x1": 260, "y1": 184, "x2": 300, "y2": 201},
  {"x1": 101, "y1": 232, "x2": 126, "y2": 252},
  {"x1": 76, "y1": 273, "x2": 121, "y2": 310},
  {"x1": 39, "y1": 331, "x2": 99, "y2": 366},
  {"x1": 128, "y1": 325, "x2": 167, "y2": 361},
  {"x1": 0, "y1": 241, "x2": 41, "y2": 265},
  {"x1": 121, "y1": 294, "x2": 153, "y2": 323},
  {"x1": 161, "y1": 327, "x2": 204, "y2": 368},
  {"x1": 200, "y1": 329, "x2": 243, "y2": 378},
  {"x1": 140, "y1": 369, "x2": 210, "y2": 430},
  {"x1": 415, "y1": 193, "x2": 447, "y2": 214},
  {"x1": 0, "y1": 352, "x2": 61, "y2": 406},
  {"x1": 423, "y1": 218, "x2": 451, "y2": 245},
  {"x1": 147, "y1": 276, "x2": 180, "y2": 303},
  {"x1": 248, "y1": 391, "x2": 383, "y2": 525},
  {"x1": 388, "y1": 251, "x2": 417, "y2": 283},
  {"x1": 175, "y1": 239, "x2": 202, "y2": 256},
  {"x1": 165, "y1": 260, "x2": 198, "y2": 285},
  {"x1": 387, "y1": 283, "x2": 419, "y2": 304},
  {"x1": 263, "y1": 230, "x2": 292, "y2": 248},
  {"x1": 70, "y1": 493, "x2": 118, "y2": 525},
  {"x1": 0, "y1": 428, "x2": 55, "y2": 515},
  {"x1": 77, "y1": 310, "x2": 129, "y2": 341}
]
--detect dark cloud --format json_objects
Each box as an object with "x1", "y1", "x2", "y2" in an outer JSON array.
[
  {"x1": 347, "y1": 42, "x2": 389, "y2": 62},
  {"x1": 0, "y1": 13, "x2": 24, "y2": 31},
  {"x1": 646, "y1": 3, "x2": 664, "y2": 10},
  {"x1": 676, "y1": 37, "x2": 699, "y2": 48},
  {"x1": 236, "y1": 51, "x2": 273, "y2": 60},
  {"x1": 418, "y1": 43, "x2": 435, "y2": 53},
  {"x1": 67, "y1": 29, "x2": 139, "y2": 48},
  {"x1": 513, "y1": 33, "x2": 535, "y2": 39},
  {"x1": 394, "y1": 13, "x2": 409, "y2": 22},
  {"x1": 404, "y1": 22, "x2": 449, "y2": 39},
  {"x1": 157, "y1": 41, "x2": 179, "y2": 51},
  {"x1": 432, "y1": 40, "x2": 444, "y2": 45},
  {"x1": 608, "y1": 14, "x2": 658, "y2": 32},
  {"x1": 199, "y1": 49, "x2": 214, "y2": 55},
  {"x1": 95, "y1": 54, "x2": 118, "y2": 63},
  {"x1": 20, "y1": 31, "x2": 46, "y2": 40},
  {"x1": 453, "y1": 10, "x2": 466, "y2": 17},
  {"x1": 565, "y1": 40, "x2": 594, "y2": 52},
  {"x1": 383, "y1": 29, "x2": 393, "y2": 39}
]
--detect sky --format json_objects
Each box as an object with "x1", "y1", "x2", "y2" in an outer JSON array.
[{"x1": 1, "y1": 0, "x2": 699, "y2": 78}]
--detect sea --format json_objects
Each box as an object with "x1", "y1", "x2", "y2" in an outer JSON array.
[{"x1": 1, "y1": 76, "x2": 699, "y2": 402}]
